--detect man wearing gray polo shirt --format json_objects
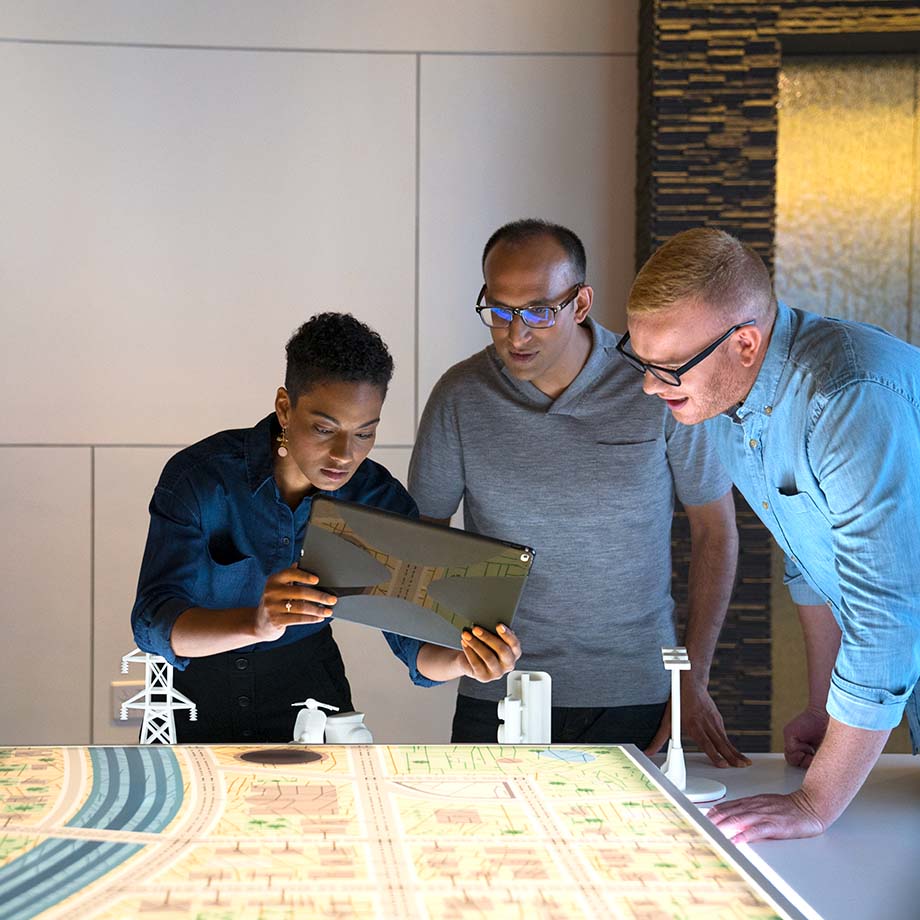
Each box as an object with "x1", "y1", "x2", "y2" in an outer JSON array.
[{"x1": 408, "y1": 220, "x2": 748, "y2": 766}]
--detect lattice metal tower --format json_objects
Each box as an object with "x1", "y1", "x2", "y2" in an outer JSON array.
[{"x1": 120, "y1": 648, "x2": 197, "y2": 744}]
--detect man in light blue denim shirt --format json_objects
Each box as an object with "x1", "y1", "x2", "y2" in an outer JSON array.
[{"x1": 622, "y1": 227, "x2": 920, "y2": 842}]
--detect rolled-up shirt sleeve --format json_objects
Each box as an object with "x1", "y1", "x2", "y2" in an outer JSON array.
[
  {"x1": 381, "y1": 632, "x2": 440, "y2": 688},
  {"x1": 131, "y1": 484, "x2": 201, "y2": 670},
  {"x1": 814, "y1": 383, "x2": 920, "y2": 731}
]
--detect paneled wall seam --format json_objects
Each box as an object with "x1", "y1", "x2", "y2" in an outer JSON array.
[
  {"x1": 414, "y1": 53, "x2": 421, "y2": 435},
  {"x1": 90, "y1": 445, "x2": 96, "y2": 742},
  {"x1": 0, "y1": 38, "x2": 630, "y2": 58}
]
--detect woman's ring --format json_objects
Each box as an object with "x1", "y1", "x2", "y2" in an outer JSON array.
[{"x1": 285, "y1": 600, "x2": 292, "y2": 612}]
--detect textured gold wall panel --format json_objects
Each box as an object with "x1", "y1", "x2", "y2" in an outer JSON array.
[
  {"x1": 773, "y1": 54, "x2": 919, "y2": 753},
  {"x1": 776, "y1": 56, "x2": 918, "y2": 339}
]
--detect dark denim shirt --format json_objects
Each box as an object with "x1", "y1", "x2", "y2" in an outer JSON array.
[{"x1": 131, "y1": 414, "x2": 436, "y2": 686}]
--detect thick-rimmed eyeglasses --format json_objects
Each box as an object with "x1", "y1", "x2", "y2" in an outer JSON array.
[
  {"x1": 615, "y1": 319, "x2": 756, "y2": 387},
  {"x1": 475, "y1": 283, "x2": 583, "y2": 329}
]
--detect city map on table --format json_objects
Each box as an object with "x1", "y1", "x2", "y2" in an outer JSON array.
[{"x1": 0, "y1": 744, "x2": 803, "y2": 920}]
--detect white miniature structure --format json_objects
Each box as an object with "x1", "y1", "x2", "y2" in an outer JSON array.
[
  {"x1": 497, "y1": 671, "x2": 552, "y2": 744},
  {"x1": 660, "y1": 647, "x2": 726, "y2": 803},
  {"x1": 325, "y1": 711, "x2": 373, "y2": 743},
  {"x1": 291, "y1": 699, "x2": 373, "y2": 744},
  {"x1": 119, "y1": 648, "x2": 197, "y2": 745},
  {"x1": 292, "y1": 699, "x2": 339, "y2": 743}
]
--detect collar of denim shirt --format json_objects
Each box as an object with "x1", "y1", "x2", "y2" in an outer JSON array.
[
  {"x1": 730, "y1": 301, "x2": 794, "y2": 423},
  {"x1": 244, "y1": 413, "x2": 280, "y2": 495}
]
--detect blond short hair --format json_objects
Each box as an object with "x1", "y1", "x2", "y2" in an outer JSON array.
[{"x1": 627, "y1": 227, "x2": 776, "y2": 320}]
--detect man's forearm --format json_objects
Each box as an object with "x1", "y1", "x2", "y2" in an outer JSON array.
[
  {"x1": 799, "y1": 716, "x2": 890, "y2": 826},
  {"x1": 796, "y1": 603, "x2": 841, "y2": 710},
  {"x1": 684, "y1": 494, "x2": 739, "y2": 678}
]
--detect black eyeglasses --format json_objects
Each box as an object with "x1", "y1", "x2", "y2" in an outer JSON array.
[
  {"x1": 475, "y1": 283, "x2": 583, "y2": 329},
  {"x1": 616, "y1": 319, "x2": 756, "y2": 387}
]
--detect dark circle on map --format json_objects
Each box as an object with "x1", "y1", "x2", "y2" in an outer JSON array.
[{"x1": 239, "y1": 748, "x2": 324, "y2": 765}]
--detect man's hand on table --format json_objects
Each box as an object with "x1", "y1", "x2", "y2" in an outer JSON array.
[
  {"x1": 709, "y1": 718, "x2": 890, "y2": 843},
  {"x1": 783, "y1": 706, "x2": 829, "y2": 768},
  {"x1": 644, "y1": 674, "x2": 751, "y2": 768},
  {"x1": 707, "y1": 790, "x2": 826, "y2": 843}
]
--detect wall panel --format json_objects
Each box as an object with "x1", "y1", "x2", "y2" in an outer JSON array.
[
  {"x1": 0, "y1": 1, "x2": 637, "y2": 54},
  {"x1": 417, "y1": 54, "x2": 636, "y2": 412},
  {"x1": 0, "y1": 3, "x2": 638, "y2": 747},
  {"x1": 776, "y1": 56, "x2": 916, "y2": 337},
  {"x1": 0, "y1": 44, "x2": 417, "y2": 445},
  {"x1": 93, "y1": 446, "x2": 177, "y2": 743},
  {"x1": 0, "y1": 448, "x2": 91, "y2": 744}
]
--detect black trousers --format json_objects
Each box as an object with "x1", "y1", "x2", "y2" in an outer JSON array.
[
  {"x1": 451, "y1": 693, "x2": 667, "y2": 746},
  {"x1": 168, "y1": 627, "x2": 354, "y2": 744}
]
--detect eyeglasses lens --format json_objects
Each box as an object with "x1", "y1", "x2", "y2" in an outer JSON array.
[
  {"x1": 620, "y1": 349, "x2": 681, "y2": 386},
  {"x1": 480, "y1": 307, "x2": 554, "y2": 329}
]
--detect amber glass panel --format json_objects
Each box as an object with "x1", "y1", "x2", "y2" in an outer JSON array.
[
  {"x1": 776, "y1": 55, "x2": 918, "y2": 340},
  {"x1": 773, "y1": 55, "x2": 919, "y2": 754}
]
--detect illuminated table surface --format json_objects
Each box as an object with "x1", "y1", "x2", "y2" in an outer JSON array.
[
  {"x1": 0, "y1": 743, "x2": 805, "y2": 920},
  {"x1": 678, "y1": 751, "x2": 920, "y2": 920}
]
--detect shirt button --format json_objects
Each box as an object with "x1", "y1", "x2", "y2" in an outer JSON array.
[
  {"x1": 764, "y1": 406, "x2": 773, "y2": 415},
  {"x1": 237, "y1": 696, "x2": 251, "y2": 708},
  {"x1": 282, "y1": 537, "x2": 290, "y2": 545},
  {"x1": 762, "y1": 501, "x2": 769, "y2": 510},
  {"x1": 749, "y1": 438, "x2": 758, "y2": 449},
  {"x1": 234, "y1": 657, "x2": 249, "y2": 670},
  {"x1": 241, "y1": 729, "x2": 253, "y2": 738}
]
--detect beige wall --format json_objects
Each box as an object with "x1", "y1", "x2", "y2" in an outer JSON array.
[{"x1": 0, "y1": 1, "x2": 638, "y2": 744}]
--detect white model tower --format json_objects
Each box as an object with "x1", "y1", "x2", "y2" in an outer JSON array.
[
  {"x1": 660, "y1": 647, "x2": 725, "y2": 803},
  {"x1": 119, "y1": 648, "x2": 197, "y2": 744},
  {"x1": 497, "y1": 671, "x2": 552, "y2": 744}
]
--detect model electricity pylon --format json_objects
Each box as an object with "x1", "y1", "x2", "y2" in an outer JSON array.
[
  {"x1": 120, "y1": 648, "x2": 197, "y2": 744},
  {"x1": 660, "y1": 647, "x2": 726, "y2": 803}
]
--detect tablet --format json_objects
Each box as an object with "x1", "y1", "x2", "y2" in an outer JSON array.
[{"x1": 299, "y1": 496, "x2": 535, "y2": 650}]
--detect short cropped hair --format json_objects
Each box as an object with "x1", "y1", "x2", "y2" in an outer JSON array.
[
  {"x1": 482, "y1": 219, "x2": 587, "y2": 282},
  {"x1": 284, "y1": 312, "x2": 394, "y2": 403},
  {"x1": 627, "y1": 228, "x2": 776, "y2": 320}
]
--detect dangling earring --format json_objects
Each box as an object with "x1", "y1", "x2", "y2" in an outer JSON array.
[{"x1": 276, "y1": 428, "x2": 289, "y2": 458}]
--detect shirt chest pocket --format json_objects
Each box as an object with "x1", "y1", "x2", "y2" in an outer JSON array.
[
  {"x1": 202, "y1": 538, "x2": 264, "y2": 608},
  {"x1": 774, "y1": 488, "x2": 824, "y2": 516},
  {"x1": 593, "y1": 439, "x2": 669, "y2": 511}
]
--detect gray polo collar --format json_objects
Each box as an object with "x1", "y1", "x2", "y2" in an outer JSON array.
[{"x1": 491, "y1": 316, "x2": 617, "y2": 414}]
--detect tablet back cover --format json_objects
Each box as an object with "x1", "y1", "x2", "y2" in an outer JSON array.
[{"x1": 299, "y1": 497, "x2": 534, "y2": 649}]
